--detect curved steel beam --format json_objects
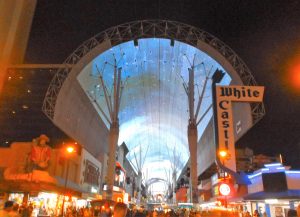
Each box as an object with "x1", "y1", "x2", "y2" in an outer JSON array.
[{"x1": 43, "y1": 20, "x2": 265, "y2": 125}]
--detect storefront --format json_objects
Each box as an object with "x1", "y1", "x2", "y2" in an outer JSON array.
[
  {"x1": 243, "y1": 163, "x2": 300, "y2": 217},
  {"x1": 2, "y1": 175, "x2": 89, "y2": 217},
  {"x1": 7, "y1": 191, "x2": 89, "y2": 217},
  {"x1": 241, "y1": 199, "x2": 300, "y2": 217}
]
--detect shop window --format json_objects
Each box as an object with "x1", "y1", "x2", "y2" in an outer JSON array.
[
  {"x1": 262, "y1": 172, "x2": 288, "y2": 192},
  {"x1": 84, "y1": 160, "x2": 100, "y2": 186}
]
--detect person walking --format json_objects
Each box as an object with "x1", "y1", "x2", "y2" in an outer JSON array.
[
  {"x1": 0, "y1": 201, "x2": 14, "y2": 217},
  {"x1": 297, "y1": 204, "x2": 300, "y2": 217},
  {"x1": 287, "y1": 209, "x2": 298, "y2": 217},
  {"x1": 253, "y1": 210, "x2": 260, "y2": 217},
  {"x1": 10, "y1": 203, "x2": 21, "y2": 217},
  {"x1": 114, "y1": 203, "x2": 128, "y2": 217}
]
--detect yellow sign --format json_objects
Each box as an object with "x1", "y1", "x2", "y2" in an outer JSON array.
[{"x1": 216, "y1": 85, "x2": 264, "y2": 170}]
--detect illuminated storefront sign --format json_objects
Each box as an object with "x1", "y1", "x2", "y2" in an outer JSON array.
[
  {"x1": 219, "y1": 183, "x2": 231, "y2": 196},
  {"x1": 216, "y1": 86, "x2": 264, "y2": 169}
]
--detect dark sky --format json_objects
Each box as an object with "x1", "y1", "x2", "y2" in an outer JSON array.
[{"x1": 21, "y1": 0, "x2": 300, "y2": 168}]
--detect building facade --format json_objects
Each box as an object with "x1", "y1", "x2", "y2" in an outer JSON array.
[{"x1": 0, "y1": 135, "x2": 102, "y2": 216}]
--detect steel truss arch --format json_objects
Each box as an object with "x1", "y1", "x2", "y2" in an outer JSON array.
[
  {"x1": 43, "y1": 20, "x2": 265, "y2": 123},
  {"x1": 146, "y1": 178, "x2": 169, "y2": 187},
  {"x1": 145, "y1": 178, "x2": 170, "y2": 193}
]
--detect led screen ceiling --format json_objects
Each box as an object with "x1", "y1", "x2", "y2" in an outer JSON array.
[{"x1": 78, "y1": 38, "x2": 231, "y2": 191}]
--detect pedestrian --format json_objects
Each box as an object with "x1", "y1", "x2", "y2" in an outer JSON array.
[
  {"x1": 27, "y1": 203, "x2": 33, "y2": 217},
  {"x1": 0, "y1": 201, "x2": 14, "y2": 217},
  {"x1": 19, "y1": 203, "x2": 30, "y2": 217},
  {"x1": 245, "y1": 211, "x2": 252, "y2": 217},
  {"x1": 114, "y1": 203, "x2": 128, "y2": 217},
  {"x1": 287, "y1": 209, "x2": 297, "y2": 217},
  {"x1": 253, "y1": 210, "x2": 260, "y2": 217},
  {"x1": 10, "y1": 203, "x2": 21, "y2": 217}
]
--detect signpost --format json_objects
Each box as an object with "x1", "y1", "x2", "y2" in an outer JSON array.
[
  {"x1": 215, "y1": 85, "x2": 265, "y2": 171},
  {"x1": 211, "y1": 70, "x2": 265, "y2": 208}
]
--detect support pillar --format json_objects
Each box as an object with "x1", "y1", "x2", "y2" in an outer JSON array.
[
  {"x1": 188, "y1": 122, "x2": 198, "y2": 203},
  {"x1": 3, "y1": 192, "x2": 9, "y2": 202},
  {"x1": 106, "y1": 122, "x2": 119, "y2": 200},
  {"x1": 265, "y1": 203, "x2": 271, "y2": 217},
  {"x1": 172, "y1": 171, "x2": 176, "y2": 204},
  {"x1": 137, "y1": 171, "x2": 142, "y2": 205},
  {"x1": 0, "y1": 0, "x2": 36, "y2": 94},
  {"x1": 22, "y1": 192, "x2": 29, "y2": 204}
]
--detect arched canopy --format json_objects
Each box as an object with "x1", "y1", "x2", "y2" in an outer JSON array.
[
  {"x1": 77, "y1": 38, "x2": 231, "y2": 186},
  {"x1": 43, "y1": 21, "x2": 264, "y2": 191}
]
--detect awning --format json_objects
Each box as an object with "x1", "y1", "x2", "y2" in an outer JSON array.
[
  {"x1": 0, "y1": 180, "x2": 82, "y2": 197},
  {"x1": 0, "y1": 177, "x2": 86, "y2": 198},
  {"x1": 244, "y1": 190, "x2": 300, "y2": 200},
  {"x1": 55, "y1": 176, "x2": 89, "y2": 197}
]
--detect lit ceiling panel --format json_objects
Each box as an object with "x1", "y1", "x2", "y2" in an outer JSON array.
[{"x1": 78, "y1": 38, "x2": 231, "y2": 190}]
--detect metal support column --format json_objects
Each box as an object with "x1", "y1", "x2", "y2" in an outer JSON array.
[
  {"x1": 172, "y1": 171, "x2": 176, "y2": 204},
  {"x1": 188, "y1": 122, "x2": 198, "y2": 203},
  {"x1": 106, "y1": 122, "x2": 119, "y2": 199},
  {"x1": 61, "y1": 159, "x2": 70, "y2": 217},
  {"x1": 182, "y1": 59, "x2": 213, "y2": 204},
  {"x1": 93, "y1": 60, "x2": 124, "y2": 200}
]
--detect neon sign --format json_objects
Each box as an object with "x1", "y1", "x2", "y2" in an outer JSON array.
[
  {"x1": 216, "y1": 85, "x2": 264, "y2": 171},
  {"x1": 219, "y1": 183, "x2": 231, "y2": 196}
]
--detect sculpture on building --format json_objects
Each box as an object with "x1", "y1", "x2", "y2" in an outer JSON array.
[
  {"x1": 4, "y1": 134, "x2": 56, "y2": 184},
  {"x1": 28, "y1": 134, "x2": 51, "y2": 170}
]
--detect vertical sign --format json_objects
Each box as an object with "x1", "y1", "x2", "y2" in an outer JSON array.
[{"x1": 216, "y1": 85, "x2": 264, "y2": 171}]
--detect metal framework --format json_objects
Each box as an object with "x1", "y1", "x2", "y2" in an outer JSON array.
[
  {"x1": 42, "y1": 20, "x2": 265, "y2": 124},
  {"x1": 146, "y1": 177, "x2": 169, "y2": 190}
]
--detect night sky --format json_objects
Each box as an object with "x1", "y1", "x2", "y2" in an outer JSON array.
[{"x1": 6, "y1": 1, "x2": 300, "y2": 168}]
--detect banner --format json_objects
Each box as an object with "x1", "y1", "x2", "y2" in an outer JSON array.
[{"x1": 216, "y1": 85, "x2": 264, "y2": 170}]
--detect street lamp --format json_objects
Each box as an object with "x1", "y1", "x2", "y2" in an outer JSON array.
[
  {"x1": 218, "y1": 149, "x2": 230, "y2": 178},
  {"x1": 219, "y1": 150, "x2": 228, "y2": 159},
  {"x1": 61, "y1": 145, "x2": 75, "y2": 217},
  {"x1": 66, "y1": 146, "x2": 74, "y2": 153},
  {"x1": 218, "y1": 149, "x2": 230, "y2": 208}
]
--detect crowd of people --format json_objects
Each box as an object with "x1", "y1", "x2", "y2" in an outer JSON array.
[
  {"x1": 0, "y1": 201, "x2": 34, "y2": 217},
  {"x1": 0, "y1": 200, "x2": 127, "y2": 217},
  {"x1": 1, "y1": 200, "x2": 300, "y2": 217}
]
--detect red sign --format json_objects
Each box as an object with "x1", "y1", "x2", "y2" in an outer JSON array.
[
  {"x1": 219, "y1": 183, "x2": 231, "y2": 196},
  {"x1": 176, "y1": 187, "x2": 188, "y2": 202}
]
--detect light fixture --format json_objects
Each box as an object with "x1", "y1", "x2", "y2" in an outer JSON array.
[
  {"x1": 265, "y1": 199, "x2": 278, "y2": 204},
  {"x1": 66, "y1": 146, "x2": 75, "y2": 153},
  {"x1": 248, "y1": 172, "x2": 262, "y2": 179},
  {"x1": 219, "y1": 150, "x2": 228, "y2": 158},
  {"x1": 264, "y1": 163, "x2": 282, "y2": 167}
]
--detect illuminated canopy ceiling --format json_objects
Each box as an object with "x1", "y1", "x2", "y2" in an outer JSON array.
[{"x1": 77, "y1": 38, "x2": 231, "y2": 190}]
